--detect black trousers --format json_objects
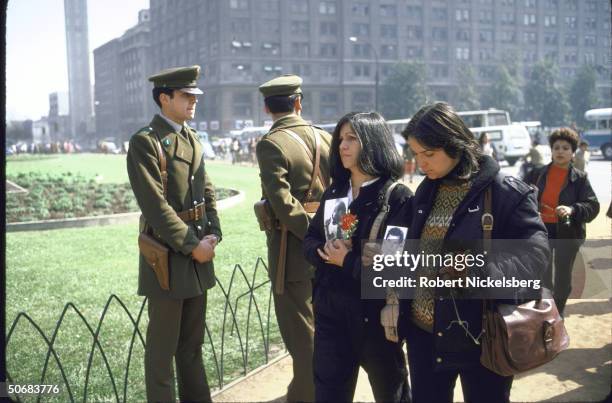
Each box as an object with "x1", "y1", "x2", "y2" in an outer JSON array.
[
  {"x1": 313, "y1": 291, "x2": 410, "y2": 402},
  {"x1": 544, "y1": 224, "x2": 581, "y2": 314},
  {"x1": 145, "y1": 292, "x2": 211, "y2": 403},
  {"x1": 406, "y1": 325, "x2": 512, "y2": 403}
]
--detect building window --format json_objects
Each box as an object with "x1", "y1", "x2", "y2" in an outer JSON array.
[
  {"x1": 352, "y1": 23, "x2": 370, "y2": 36},
  {"x1": 455, "y1": 9, "x2": 470, "y2": 22},
  {"x1": 261, "y1": 42, "x2": 280, "y2": 56},
  {"x1": 545, "y1": 33, "x2": 559, "y2": 45},
  {"x1": 380, "y1": 4, "x2": 397, "y2": 17},
  {"x1": 289, "y1": 0, "x2": 308, "y2": 13},
  {"x1": 290, "y1": 21, "x2": 310, "y2": 36},
  {"x1": 352, "y1": 91, "x2": 371, "y2": 109},
  {"x1": 351, "y1": 3, "x2": 369, "y2": 16},
  {"x1": 544, "y1": 50, "x2": 558, "y2": 61},
  {"x1": 544, "y1": 15, "x2": 557, "y2": 27},
  {"x1": 261, "y1": 0, "x2": 280, "y2": 10},
  {"x1": 479, "y1": 48, "x2": 494, "y2": 61},
  {"x1": 320, "y1": 22, "x2": 337, "y2": 36},
  {"x1": 585, "y1": 17, "x2": 596, "y2": 30},
  {"x1": 262, "y1": 64, "x2": 283, "y2": 76},
  {"x1": 431, "y1": 65, "x2": 449, "y2": 78},
  {"x1": 320, "y1": 43, "x2": 337, "y2": 57},
  {"x1": 381, "y1": 24, "x2": 397, "y2": 39},
  {"x1": 586, "y1": 0, "x2": 597, "y2": 12},
  {"x1": 456, "y1": 30, "x2": 470, "y2": 41},
  {"x1": 584, "y1": 35, "x2": 596, "y2": 46},
  {"x1": 232, "y1": 92, "x2": 252, "y2": 116},
  {"x1": 353, "y1": 64, "x2": 371, "y2": 78},
  {"x1": 564, "y1": 0, "x2": 577, "y2": 11},
  {"x1": 500, "y1": 31, "x2": 516, "y2": 43},
  {"x1": 563, "y1": 34, "x2": 577, "y2": 46},
  {"x1": 261, "y1": 20, "x2": 280, "y2": 35},
  {"x1": 584, "y1": 53, "x2": 596, "y2": 63},
  {"x1": 406, "y1": 27, "x2": 423, "y2": 40},
  {"x1": 456, "y1": 47, "x2": 470, "y2": 60},
  {"x1": 320, "y1": 64, "x2": 338, "y2": 78},
  {"x1": 478, "y1": 65, "x2": 495, "y2": 79},
  {"x1": 544, "y1": 0, "x2": 558, "y2": 8},
  {"x1": 319, "y1": 1, "x2": 336, "y2": 14},
  {"x1": 501, "y1": 0, "x2": 515, "y2": 5},
  {"x1": 381, "y1": 45, "x2": 397, "y2": 59},
  {"x1": 564, "y1": 16, "x2": 576, "y2": 29},
  {"x1": 432, "y1": 28, "x2": 448, "y2": 41},
  {"x1": 292, "y1": 63, "x2": 312, "y2": 77},
  {"x1": 432, "y1": 8, "x2": 447, "y2": 21},
  {"x1": 501, "y1": 12, "x2": 516, "y2": 25},
  {"x1": 352, "y1": 43, "x2": 371, "y2": 57},
  {"x1": 523, "y1": 32, "x2": 537, "y2": 44},
  {"x1": 523, "y1": 14, "x2": 537, "y2": 26},
  {"x1": 479, "y1": 30, "x2": 493, "y2": 43},
  {"x1": 563, "y1": 52, "x2": 578, "y2": 63},
  {"x1": 230, "y1": 0, "x2": 248, "y2": 10},
  {"x1": 479, "y1": 10, "x2": 493, "y2": 24},
  {"x1": 431, "y1": 46, "x2": 448, "y2": 60},
  {"x1": 524, "y1": 0, "x2": 536, "y2": 7},
  {"x1": 523, "y1": 50, "x2": 537, "y2": 62},
  {"x1": 291, "y1": 42, "x2": 310, "y2": 57},
  {"x1": 407, "y1": 46, "x2": 424, "y2": 58},
  {"x1": 407, "y1": 5, "x2": 423, "y2": 20}
]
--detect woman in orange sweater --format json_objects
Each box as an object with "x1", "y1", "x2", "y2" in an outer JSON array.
[{"x1": 526, "y1": 128, "x2": 599, "y2": 314}]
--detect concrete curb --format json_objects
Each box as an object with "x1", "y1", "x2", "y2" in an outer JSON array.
[{"x1": 7, "y1": 190, "x2": 245, "y2": 232}]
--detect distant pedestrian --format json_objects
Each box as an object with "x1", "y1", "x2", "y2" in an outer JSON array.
[{"x1": 573, "y1": 140, "x2": 590, "y2": 172}]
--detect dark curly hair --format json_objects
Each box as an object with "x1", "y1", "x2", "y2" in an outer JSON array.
[
  {"x1": 402, "y1": 102, "x2": 482, "y2": 180},
  {"x1": 549, "y1": 128, "x2": 579, "y2": 152}
]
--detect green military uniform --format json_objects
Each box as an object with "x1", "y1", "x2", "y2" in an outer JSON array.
[
  {"x1": 256, "y1": 75, "x2": 332, "y2": 402},
  {"x1": 127, "y1": 65, "x2": 221, "y2": 402}
]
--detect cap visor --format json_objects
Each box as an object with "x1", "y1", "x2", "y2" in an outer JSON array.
[{"x1": 179, "y1": 87, "x2": 204, "y2": 95}]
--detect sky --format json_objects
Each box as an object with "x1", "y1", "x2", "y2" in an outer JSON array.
[{"x1": 6, "y1": 0, "x2": 149, "y2": 121}]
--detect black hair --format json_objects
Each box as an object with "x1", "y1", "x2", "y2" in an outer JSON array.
[
  {"x1": 264, "y1": 94, "x2": 302, "y2": 114},
  {"x1": 330, "y1": 112, "x2": 404, "y2": 183},
  {"x1": 386, "y1": 227, "x2": 405, "y2": 240},
  {"x1": 549, "y1": 128, "x2": 580, "y2": 152},
  {"x1": 402, "y1": 102, "x2": 482, "y2": 180},
  {"x1": 152, "y1": 88, "x2": 175, "y2": 108}
]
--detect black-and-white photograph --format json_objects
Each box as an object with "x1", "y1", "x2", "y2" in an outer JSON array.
[{"x1": 324, "y1": 197, "x2": 348, "y2": 241}]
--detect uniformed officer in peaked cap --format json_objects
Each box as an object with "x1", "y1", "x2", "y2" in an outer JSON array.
[
  {"x1": 256, "y1": 74, "x2": 332, "y2": 402},
  {"x1": 127, "y1": 65, "x2": 221, "y2": 402}
]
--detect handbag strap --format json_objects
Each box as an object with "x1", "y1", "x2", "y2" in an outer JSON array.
[
  {"x1": 368, "y1": 180, "x2": 405, "y2": 241},
  {"x1": 280, "y1": 128, "x2": 327, "y2": 203},
  {"x1": 482, "y1": 185, "x2": 494, "y2": 253}
]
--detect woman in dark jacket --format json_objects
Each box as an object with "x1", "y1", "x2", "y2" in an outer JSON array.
[
  {"x1": 399, "y1": 102, "x2": 549, "y2": 403},
  {"x1": 525, "y1": 128, "x2": 599, "y2": 314},
  {"x1": 303, "y1": 112, "x2": 412, "y2": 402}
]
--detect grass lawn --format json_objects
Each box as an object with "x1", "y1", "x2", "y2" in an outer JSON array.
[{"x1": 6, "y1": 156, "x2": 283, "y2": 401}]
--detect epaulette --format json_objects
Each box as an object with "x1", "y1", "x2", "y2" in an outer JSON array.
[{"x1": 503, "y1": 175, "x2": 532, "y2": 196}]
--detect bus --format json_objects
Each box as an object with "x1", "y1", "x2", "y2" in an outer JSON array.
[
  {"x1": 583, "y1": 108, "x2": 612, "y2": 160},
  {"x1": 457, "y1": 109, "x2": 511, "y2": 129}
]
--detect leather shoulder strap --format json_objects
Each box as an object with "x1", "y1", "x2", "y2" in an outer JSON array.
[
  {"x1": 482, "y1": 185, "x2": 493, "y2": 253},
  {"x1": 368, "y1": 181, "x2": 405, "y2": 241},
  {"x1": 280, "y1": 128, "x2": 325, "y2": 203}
]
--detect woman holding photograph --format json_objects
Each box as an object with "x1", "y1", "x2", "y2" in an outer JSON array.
[
  {"x1": 303, "y1": 112, "x2": 412, "y2": 402},
  {"x1": 525, "y1": 128, "x2": 599, "y2": 315},
  {"x1": 399, "y1": 102, "x2": 549, "y2": 403}
]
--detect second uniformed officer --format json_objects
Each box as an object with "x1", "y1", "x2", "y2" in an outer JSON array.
[
  {"x1": 127, "y1": 65, "x2": 221, "y2": 402},
  {"x1": 256, "y1": 75, "x2": 332, "y2": 402}
]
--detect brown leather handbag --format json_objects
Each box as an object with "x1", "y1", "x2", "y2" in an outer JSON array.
[
  {"x1": 479, "y1": 186, "x2": 570, "y2": 376},
  {"x1": 138, "y1": 135, "x2": 170, "y2": 290}
]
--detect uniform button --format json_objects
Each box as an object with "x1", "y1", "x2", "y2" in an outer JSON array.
[
  {"x1": 193, "y1": 200, "x2": 197, "y2": 205},
  {"x1": 364, "y1": 317, "x2": 369, "y2": 323},
  {"x1": 436, "y1": 357, "x2": 443, "y2": 363},
  {"x1": 437, "y1": 332, "x2": 443, "y2": 337},
  {"x1": 202, "y1": 197, "x2": 205, "y2": 201},
  {"x1": 191, "y1": 175, "x2": 195, "y2": 181},
  {"x1": 197, "y1": 225, "x2": 202, "y2": 231},
  {"x1": 439, "y1": 297, "x2": 444, "y2": 301}
]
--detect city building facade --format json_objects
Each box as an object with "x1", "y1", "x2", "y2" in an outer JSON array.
[{"x1": 100, "y1": 0, "x2": 612, "y2": 136}]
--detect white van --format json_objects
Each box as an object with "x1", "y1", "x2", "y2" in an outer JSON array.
[{"x1": 471, "y1": 124, "x2": 531, "y2": 166}]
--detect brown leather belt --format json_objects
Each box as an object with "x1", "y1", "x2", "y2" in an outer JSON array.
[{"x1": 177, "y1": 203, "x2": 205, "y2": 222}]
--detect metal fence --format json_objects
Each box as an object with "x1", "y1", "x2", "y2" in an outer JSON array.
[{"x1": 6, "y1": 257, "x2": 283, "y2": 402}]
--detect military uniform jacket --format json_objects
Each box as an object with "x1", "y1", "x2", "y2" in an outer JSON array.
[
  {"x1": 256, "y1": 114, "x2": 332, "y2": 283},
  {"x1": 127, "y1": 114, "x2": 222, "y2": 299}
]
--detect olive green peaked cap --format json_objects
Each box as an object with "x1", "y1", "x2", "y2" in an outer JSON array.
[
  {"x1": 148, "y1": 65, "x2": 203, "y2": 95},
  {"x1": 259, "y1": 74, "x2": 303, "y2": 98}
]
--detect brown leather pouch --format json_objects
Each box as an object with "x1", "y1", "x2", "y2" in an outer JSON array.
[
  {"x1": 254, "y1": 199, "x2": 277, "y2": 231},
  {"x1": 138, "y1": 233, "x2": 170, "y2": 290},
  {"x1": 303, "y1": 201, "x2": 320, "y2": 215}
]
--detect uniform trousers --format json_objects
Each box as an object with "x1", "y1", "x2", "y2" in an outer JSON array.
[
  {"x1": 544, "y1": 223, "x2": 581, "y2": 315},
  {"x1": 406, "y1": 325, "x2": 512, "y2": 403},
  {"x1": 313, "y1": 290, "x2": 410, "y2": 402},
  {"x1": 272, "y1": 280, "x2": 316, "y2": 402},
  {"x1": 145, "y1": 292, "x2": 211, "y2": 402}
]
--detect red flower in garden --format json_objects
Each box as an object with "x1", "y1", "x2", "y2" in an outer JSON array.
[{"x1": 340, "y1": 212, "x2": 359, "y2": 240}]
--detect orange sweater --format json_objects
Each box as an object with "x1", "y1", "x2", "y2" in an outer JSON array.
[{"x1": 540, "y1": 165, "x2": 569, "y2": 223}]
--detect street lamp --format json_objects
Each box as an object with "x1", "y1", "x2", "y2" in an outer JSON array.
[{"x1": 349, "y1": 36, "x2": 379, "y2": 111}]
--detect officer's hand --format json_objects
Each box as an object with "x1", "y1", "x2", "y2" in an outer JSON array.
[
  {"x1": 192, "y1": 239, "x2": 215, "y2": 263},
  {"x1": 362, "y1": 241, "x2": 382, "y2": 268},
  {"x1": 203, "y1": 234, "x2": 219, "y2": 249}
]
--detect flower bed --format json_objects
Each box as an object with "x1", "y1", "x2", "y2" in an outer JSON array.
[{"x1": 6, "y1": 172, "x2": 236, "y2": 223}]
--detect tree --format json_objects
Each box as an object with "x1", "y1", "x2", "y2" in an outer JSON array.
[
  {"x1": 481, "y1": 65, "x2": 522, "y2": 119},
  {"x1": 453, "y1": 64, "x2": 480, "y2": 111},
  {"x1": 380, "y1": 62, "x2": 428, "y2": 119},
  {"x1": 524, "y1": 60, "x2": 570, "y2": 127},
  {"x1": 568, "y1": 65, "x2": 599, "y2": 127}
]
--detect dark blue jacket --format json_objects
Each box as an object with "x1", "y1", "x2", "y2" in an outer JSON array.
[
  {"x1": 399, "y1": 156, "x2": 549, "y2": 370},
  {"x1": 304, "y1": 177, "x2": 413, "y2": 320}
]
